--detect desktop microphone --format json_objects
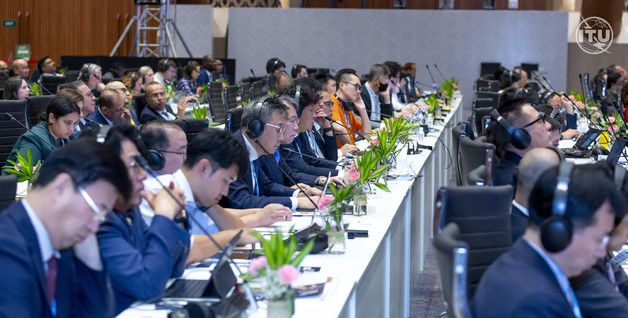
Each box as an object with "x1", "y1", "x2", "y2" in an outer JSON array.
[
  {"x1": 249, "y1": 69, "x2": 256, "y2": 77},
  {"x1": 324, "y1": 115, "x2": 367, "y2": 140},
  {"x1": 425, "y1": 64, "x2": 438, "y2": 89},
  {"x1": 433, "y1": 64, "x2": 446, "y2": 82},
  {"x1": 4, "y1": 112, "x2": 59, "y2": 150},
  {"x1": 279, "y1": 145, "x2": 338, "y2": 166}
]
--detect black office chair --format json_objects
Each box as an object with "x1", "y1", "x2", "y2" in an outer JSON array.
[
  {"x1": 26, "y1": 95, "x2": 55, "y2": 127},
  {"x1": 0, "y1": 175, "x2": 17, "y2": 211},
  {"x1": 458, "y1": 136, "x2": 495, "y2": 186},
  {"x1": 434, "y1": 185, "x2": 513, "y2": 297},
  {"x1": 452, "y1": 122, "x2": 472, "y2": 186},
  {"x1": 0, "y1": 100, "x2": 28, "y2": 167},
  {"x1": 475, "y1": 91, "x2": 500, "y2": 108},
  {"x1": 133, "y1": 94, "x2": 147, "y2": 122},
  {"x1": 467, "y1": 164, "x2": 495, "y2": 186},
  {"x1": 251, "y1": 80, "x2": 266, "y2": 99},
  {"x1": 208, "y1": 84, "x2": 227, "y2": 123},
  {"x1": 226, "y1": 107, "x2": 244, "y2": 134},
  {"x1": 433, "y1": 223, "x2": 472, "y2": 318},
  {"x1": 223, "y1": 86, "x2": 239, "y2": 110},
  {"x1": 475, "y1": 79, "x2": 499, "y2": 92},
  {"x1": 40, "y1": 75, "x2": 67, "y2": 95},
  {"x1": 473, "y1": 97, "x2": 496, "y2": 110},
  {"x1": 172, "y1": 118, "x2": 209, "y2": 143},
  {"x1": 480, "y1": 62, "x2": 501, "y2": 78}
]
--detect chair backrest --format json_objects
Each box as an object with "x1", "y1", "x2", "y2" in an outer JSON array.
[
  {"x1": 226, "y1": 107, "x2": 244, "y2": 134},
  {"x1": 251, "y1": 80, "x2": 266, "y2": 100},
  {"x1": 0, "y1": 175, "x2": 17, "y2": 211},
  {"x1": 452, "y1": 122, "x2": 471, "y2": 186},
  {"x1": 239, "y1": 82, "x2": 252, "y2": 105},
  {"x1": 26, "y1": 95, "x2": 55, "y2": 127},
  {"x1": 471, "y1": 106, "x2": 493, "y2": 137},
  {"x1": 172, "y1": 118, "x2": 209, "y2": 143},
  {"x1": 40, "y1": 75, "x2": 67, "y2": 95},
  {"x1": 434, "y1": 185, "x2": 513, "y2": 297},
  {"x1": 480, "y1": 62, "x2": 501, "y2": 78},
  {"x1": 467, "y1": 164, "x2": 488, "y2": 186},
  {"x1": 475, "y1": 79, "x2": 499, "y2": 92},
  {"x1": 475, "y1": 91, "x2": 500, "y2": 108},
  {"x1": 459, "y1": 136, "x2": 495, "y2": 186},
  {"x1": 433, "y1": 223, "x2": 472, "y2": 318},
  {"x1": 208, "y1": 84, "x2": 227, "y2": 123},
  {"x1": 223, "y1": 86, "x2": 239, "y2": 110},
  {"x1": 473, "y1": 97, "x2": 496, "y2": 110},
  {"x1": 133, "y1": 94, "x2": 147, "y2": 120},
  {"x1": 0, "y1": 100, "x2": 28, "y2": 167}
]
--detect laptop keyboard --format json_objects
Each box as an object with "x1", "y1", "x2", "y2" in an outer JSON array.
[{"x1": 163, "y1": 279, "x2": 208, "y2": 298}]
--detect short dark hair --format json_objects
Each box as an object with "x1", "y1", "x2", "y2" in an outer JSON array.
[
  {"x1": 266, "y1": 58, "x2": 285, "y2": 74},
  {"x1": 241, "y1": 96, "x2": 288, "y2": 131},
  {"x1": 335, "y1": 68, "x2": 358, "y2": 84},
  {"x1": 3, "y1": 76, "x2": 23, "y2": 100},
  {"x1": 184, "y1": 61, "x2": 200, "y2": 78},
  {"x1": 384, "y1": 61, "x2": 402, "y2": 78},
  {"x1": 43, "y1": 95, "x2": 80, "y2": 122},
  {"x1": 314, "y1": 73, "x2": 334, "y2": 85},
  {"x1": 57, "y1": 80, "x2": 86, "y2": 91},
  {"x1": 157, "y1": 59, "x2": 176, "y2": 73},
  {"x1": 37, "y1": 56, "x2": 49, "y2": 74},
  {"x1": 140, "y1": 120, "x2": 184, "y2": 150},
  {"x1": 33, "y1": 138, "x2": 132, "y2": 202},
  {"x1": 291, "y1": 64, "x2": 307, "y2": 78},
  {"x1": 284, "y1": 78, "x2": 321, "y2": 115},
  {"x1": 367, "y1": 64, "x2": 390, "y2": 81},
  {"x1": 184, "y1": 128, "x2": 249, "y2": 178},
  {"x1": 528, "y1": 163, "x2": 623, "y2": 230},
  {"x1": 484, "y1": 96, "x2": 528, "y2": 158}
]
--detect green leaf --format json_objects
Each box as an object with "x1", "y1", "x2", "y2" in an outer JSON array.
[{"x1": 374, "y1": 182, "x2": 390, "y2": 192}]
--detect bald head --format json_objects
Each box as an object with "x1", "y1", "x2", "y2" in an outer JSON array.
[
  {"x1": 11, "y1": 59, "x2": 29, "y2": 79},
  {"x1": 515, "y1": 148, "x2": 561, "y2": 204}
]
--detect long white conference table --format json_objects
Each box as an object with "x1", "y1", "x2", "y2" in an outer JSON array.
[{"x1": 119, "y1": 96, "x2": 464, "y2": 318}]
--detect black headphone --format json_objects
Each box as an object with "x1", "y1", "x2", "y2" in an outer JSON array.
[
  {"x1": 79, "y1": 64, "x2": 91, "y2": 82},
  {"x1": 294, "y1": 85, "x2": 302, "y2": 116},
  {"x1": 540, "y1": 161, "x2": 574, "y2": 253},
  {"x1": 291, "y1": 65, "x2": 299, "y2": 78},
  {"x1": 614, "y1": 165, "x2": 626, "y2": 189},
  {"x1": 146, "y1": 149, "x2": 165, "y2": 171},
  {"x1": 490, "y1": 109, "x2": 531, "y2": 149},
  {"x1": 157, "y1": 59, "x2": 172, "y2": 73},
  {"x1": 246, "y1": 98, "x2": 270, "y2": 139}
]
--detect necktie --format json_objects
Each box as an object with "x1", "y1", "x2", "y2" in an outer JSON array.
[
  {"x1": 161, "y1": 111, "x2": 173, "y2": 120},
  {"x1": 251, "y1": 159, "x2": 260, "y2": 196},
  {"x1": 46, "y1": 257, "x2": 57, "y2": 303},
  {"x1": 185, "y1": 202, "x2": 219, "y2": 235},
  {"x1": 307, "y1": 131, "x2": 324, "y2": 158}
]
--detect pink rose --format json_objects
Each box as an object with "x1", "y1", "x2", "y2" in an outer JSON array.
[
  {"x1": 608, "y1": 124, "x2": 619, "y2": 133},
  {"x1": 347, "y1": 167, "x2": 360, "y2": 182},
  {"x1": 249, "y1": 256, "x2": 267, "y2": 276},
  {"x1": 318, "y1": 194, "x2": 334, "y2": 210},
  {"x1": 608, "y1": 116, "x2": 616, "y2": 124},
  {"x1": 593, "y1": 112, "x2": 601, "y2": 119},
  {"x1": 370, "y1": 139, "x2": 380, "y2": 146},
  {"x1": 575, "y1": 101, "x2": 585, "y2": 110},
  {"x1": 276, "y1": 265, "x2": 300, "y2": 285}
]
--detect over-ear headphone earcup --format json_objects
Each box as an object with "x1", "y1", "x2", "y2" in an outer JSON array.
[
  {"x1": 247, "y1": 119, "x2": 265, "y2": 139},
  {"x1": 540, "y1": 216, "x2": 573, "y2": 253},
  {"x1": 509, "y1": 127, "x2": 531, "y2": 150},
  {"x1": 146, "y1": 149, "x2": 165, "y2": 171}
]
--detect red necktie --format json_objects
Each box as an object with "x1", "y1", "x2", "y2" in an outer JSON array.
[{"x1": 46, "y1": 257, "x2": 57, "y2": 303}]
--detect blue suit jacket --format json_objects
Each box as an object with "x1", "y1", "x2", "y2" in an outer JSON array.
[
  {"x1": 87, "y1": 108, "x2": 112, "y2": 126},
  {"x1": 258, "y1": 152, "x2": 318, "y2": 190},
  {"x1": 0, "y1": 202, "x2": 113, "y2": 318},
  {"x1": 97, "y1": 207, "x2": 190, "y2": 314},
  {"x1": 511, "y1": 203, "x2": 527, "y2": 243},
  {"x1": 492, "y1": 151, "x2": 522, "y2": 192},
  {"x1": 222, "y1": 131, "x2": 292, "y2": 209},
  {"x1": 281, "y1": 140, "x2": 338, "y2": 178},
  {"x1": 296, "y1": 132, "x2": 338, "y2": 170},
  {"x1": 311, "y1": 127, "x2": 339, "y2": 161},
  {"x1": 472, "y1": 239, "x2": 576, "y2": 318}
]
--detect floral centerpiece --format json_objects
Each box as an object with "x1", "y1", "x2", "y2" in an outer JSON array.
[
  {"x1": 440, "y1": 77, "x2": 459, "y2": 104},
  {"x1": 28, "y1": 82, "x2": 41, "y2": 96},
  {"x1": 321, "y1": 183, "x2": 356, "y2": 254},
  {"x1": 242, "y1": 229, "x2": 314, "y2": 317},
  {"x1": 191, "y1": 103, "x2": 208, "y2": 120},
  {"x1": 196, "y1": 83, "x2": 209, "y2": 104},
  {"x1": 424, "y1": 94, "x2": 439, "y2": 118}
]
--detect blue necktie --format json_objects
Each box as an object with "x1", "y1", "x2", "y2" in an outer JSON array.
[
  {"x1": 251, "y1": 159, "x2": 260, "y2": 196},
  {"x1": 185, "y1": 202, "x2": 219, "y2": 235},
  {"x1": 273, "y1": 150, "x2": 280, "y2": 163}
]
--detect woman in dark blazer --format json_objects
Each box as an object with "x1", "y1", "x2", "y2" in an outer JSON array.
[{"x1": 5, "y1": 94, "x2": 80, "y2": 166}]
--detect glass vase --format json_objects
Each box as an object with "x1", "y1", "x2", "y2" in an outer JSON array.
[
  {"x1": 327, "y1": 214, "x2": 346, "y2": 254},
  {"x1": 353, "y1": 192, "x2": 368, "y2": 216},
  {"x1": 267, "y1": 289, "x2": 295, "y2": 318}
]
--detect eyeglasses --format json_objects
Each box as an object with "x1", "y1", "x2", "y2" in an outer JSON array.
[
  {"x1": 342, "y1": 81, "x2": 361, "y2": 91},
  {"x1": 159, "y1": 149, "x2": 187, "y2": 155},
  {"x1": 266, "y1": 122, "x2": 285, "y2": 135},
  {"x1": 287, "y1": 116, "x2": 299, "y2": 124},
  {"x1": 521, "y1": 112, "x2": 546, "y2": 129},
  {"x1": 78, "y1": 187, "x2": 108, "y2": 223}
]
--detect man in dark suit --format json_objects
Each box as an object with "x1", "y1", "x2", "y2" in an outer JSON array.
[
  {"x1": 223, "y1": 97, "x2": 319, "y2": 210},
  {"x1": 485, "y1": 94, "x2": 553, "y2": 190},
  {"x1": 472, "y1": 164, "x2": 621, "y2": 317},
  {"x1": 360, "y1": 64, "x2": 393, "y2": 128},
  {"x1": 87, "y1": 89, "x2": 133, "y2": 126},
  {"x1": 139, "y1": 82, "x2": 194, "y2": 124},
  {"x1": 94, "y1": 124, "x2": 190, "y2": 314},
  {"x1": 511, "y1": 147, "x2": 561, "y2": 242},
  {"x1": 0, "y1": 139, "x2": 132, "y2": 317}
]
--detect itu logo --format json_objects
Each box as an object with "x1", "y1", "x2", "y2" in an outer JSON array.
[{"x1": 576, "y1": 16, "x2": 613, "y2": 55}]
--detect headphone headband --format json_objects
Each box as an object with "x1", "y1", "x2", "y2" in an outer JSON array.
[{"x1": 552, "y1": 161, "x2": 574, "y2": 217}]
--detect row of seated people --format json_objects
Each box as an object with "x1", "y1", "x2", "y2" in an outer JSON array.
[
  {"x1": 0, "y1": 58, "x2": 435, "y2": 316},
  {"x1": 468, "y1": 75, "x2": 628, "y2": 316}
]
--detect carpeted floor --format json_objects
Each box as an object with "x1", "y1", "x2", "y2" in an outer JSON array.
[{"x1": 409, "y1": 246, "x2": 447, "y2": 318}]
